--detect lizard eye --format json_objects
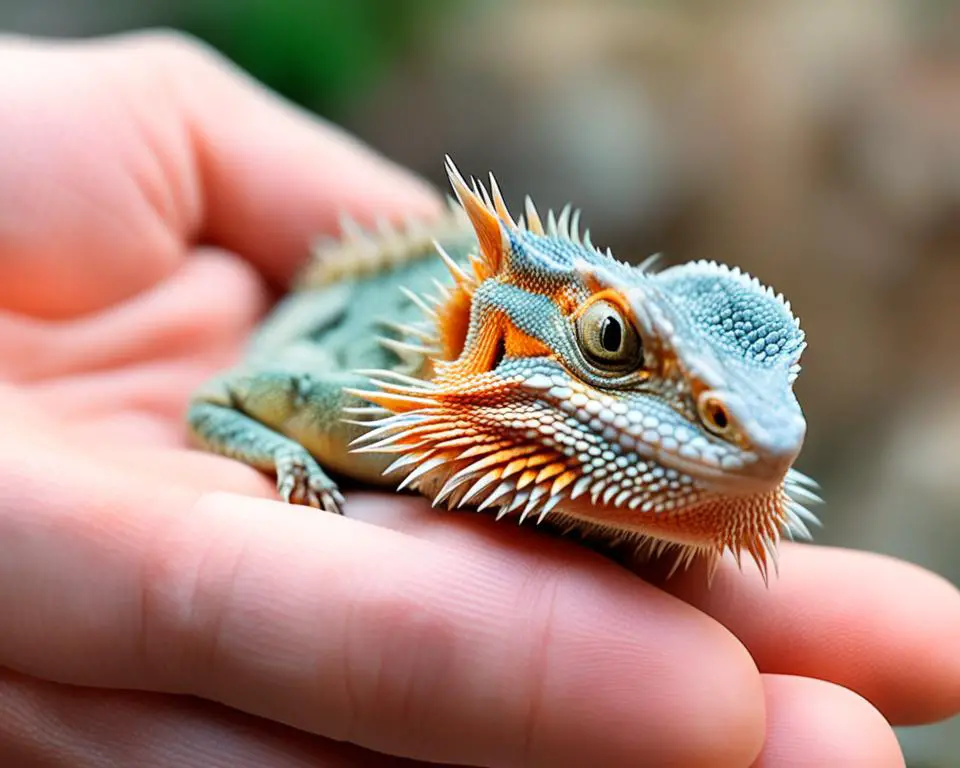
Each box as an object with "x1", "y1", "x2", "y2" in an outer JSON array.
[{"x1": 577, "y1": 300, "x2": 643, "y2": 371}]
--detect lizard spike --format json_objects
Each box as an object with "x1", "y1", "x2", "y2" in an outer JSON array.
[
  {"x1": 396, "y1": 455, "x2": 450, "y2": 491},
  {"x1": 507, "y1": 490, "x2": 531, "y2": 517},
  {"x1": 549, "y1": 470, "x2": 577, "y2": 498},
  {"x1": 569, "y1": 208, "x2": 582, "y2": 243},
  {"x1": 447, "y1": 446, "x2": 539, "y2": 486},
  {"x1": 353, "y1": 368, "x2": 434, "y2": 389},
  {"x1": 348, "y1": 418, "x2": 430, "y2": 447},
  {"x1": 477, "y1": 479, "x2": 517, "y2": 511},
  {"x1": 460, "y1": 470, "x2": 503, "y2": 506},
  {"x1": 455, "y1": 440, "x2": 514, "y2": 461},
  {"x1": 583, "y1": 229, "x2": 593, "y2": 248},
  {"x1": 501, "y1": 457, "x2": 533, "y2": 479},
  {"x1": 425, "y1": 429, "x2": 479, "y2": 447},
  {"x1": 340, "y1": 417, "x2": 397, "y2": 430},
  {"x1": 557, "y1": 204, "x2": 572, "y2": 239},
  {"x1": 382, "y1": 451, "x2": 432, "y2": 477},
  {"x1": 515, "y1": 468, "x2": 539, "y2": 491},
  {"x1": 433, "y1": 239, "x2": 473, "y2": 285},
  {"x1": 473, "y1": 177, "x2": 495, "y2": 210},
  {"x1": 434, "y1": 471, "x2": 480, "y2": 506},
  {"x1": 786, "y1": 468, "x2": 820, "y2": 489},
  {"x1": 704, "y1": 553, "x2": 723, "y2": 587},
  {"x1": 533, "y1": 462, "x2": 566, "y2": 484},
  {"x1": 750, "y1": 547, "x2": 771, "y2": 588},
  {"x1": 430, "y1": 433, "x2": 486, "y2": 450},
  {"x1": 589, "y1": 479, "x2": 608, "y2": 505},
  {"x1": 536, "y1": 492, "x2": 565, "y2": 524},
  {"x1": 445, "y1": 155, "x2": 506, "y2": 275},
  {"x1": 442, "y1": 482, "x2": 474, "y2": 510},
  {"x1": 340, "y1": 406, "x2": 391, "y2": 417},
  {"x1": 524, "y1": 196, "x2": 545, "y2": 235},
  {"x1": 343, "y1": 387, "x2": 439, "y2": 413},
  {"x1": 375, "y1": 321, "x2": 438, "y2": 345},
  {"x1": 765, "y1": 535, "x2": 781, "y2": 579},
  {"x1": 601, "y1": 484, "x2": 620, "y2": 506},
  {"x1": 346, "y1": 410, "x2": 427, "y2": 434},
  {"x1": 398, "y1": 286, "x2": 438, "y2": 319},
  {"x1": 351, "y1": 434, "x2": 431, "y2": 454},
  {"x1": 488, "y1": 173, "x2": 515, "y2": 226},
  {"x1": 338, "y1": 212, "x2": 368, "y2": 242},
  {"x1": 431, "y1": 278, "x2": 452, "y2": 299},
  {"x1": 518, "y1": 485, "x2": 547, "y2": 525},
  {"x1": 375, "y1": 336, "x2": 436, "y2": 358},
  {"x1": 783, "y1": 511, "x2": 812, "y2": 541},
  {"x1": 361, "y1": 378, "x2": 433, "y2": 398},
  {"x1": 785, "y1": 499, "x2": 819, "y2": 531},
  {"x1": 666, "y1": 547, "x2": 689, "y2": 580},
  {"x1": 546, "y1": 209, "x2": 558, "y2": 237},
  {"x1": 638, "y1": 252, "x2": 663, "y2": 273},
  {"x1": 789, "y1": 502, "x2": 822, "y2": 527},
  {"x1": 785, "y1": 483, "x2": 824, "y2": 506},
  {"x1": 569, "y1": 474, "x2": 593, "y2": 500}
]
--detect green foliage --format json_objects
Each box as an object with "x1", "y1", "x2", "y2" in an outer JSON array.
[{"x1": 179, "y1": 0, "x2": 453, "y2": 115}]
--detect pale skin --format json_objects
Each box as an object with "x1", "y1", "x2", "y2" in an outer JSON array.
[{"x1": 0, "y1": 31, "x2": 958, "y2": 768}]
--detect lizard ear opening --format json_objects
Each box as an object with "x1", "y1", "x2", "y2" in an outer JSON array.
[{"x1": 445, "y1": 156, "x2": 511, "y2": 279}]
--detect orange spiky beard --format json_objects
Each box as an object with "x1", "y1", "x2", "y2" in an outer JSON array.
[{"x1": 347, "y1": 158, "x2": 820, "y2": 582}]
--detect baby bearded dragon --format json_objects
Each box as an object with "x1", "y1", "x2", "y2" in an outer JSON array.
[{"x1": 187, "y1": 156, "x2": 821, "y2": 581}]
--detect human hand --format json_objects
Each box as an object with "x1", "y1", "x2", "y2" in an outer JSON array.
[{"x1": 1, "y1": 31, "x2": 958, "y2": 767}]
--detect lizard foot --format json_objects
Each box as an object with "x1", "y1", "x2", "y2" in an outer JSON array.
[{"x1": 275, "y1": 449, "x2": 346, "y2": 514}]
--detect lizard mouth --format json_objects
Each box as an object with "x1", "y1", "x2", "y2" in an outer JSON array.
[{"x1": 345, "y1": 378, "x2": 820, "y2": 582}]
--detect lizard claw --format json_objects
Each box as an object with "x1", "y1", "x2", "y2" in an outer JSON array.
[{"x1": 276, "y1": 449, "x2": 345, "y2": 514}]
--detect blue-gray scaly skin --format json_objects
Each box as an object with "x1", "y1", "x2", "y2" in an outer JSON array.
[{"x1": 187, "y1": 158, "x2": 821, "y2": 580}]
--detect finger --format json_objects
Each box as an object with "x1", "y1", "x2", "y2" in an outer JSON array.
[
  {"x1": 92, "y1": 447, "x2": 278, "y2": 500},
  {"x1": 151, "y1": 33, "x2": 445, "y2": 282},
  {"x1": 661, "y1": 543, "x2": 960, "y2": 726},
  {"x1": 0, "y1": 443, "x2": 766, "y2": 768},
  {"x1": 1, "y1": 248, "x2": 265, "y2": 383},
  {"x1": 309, "y1": 492, "x2": 960, "y2": 729},
  {"x1": 0, "y1": 33, "x2": 442, "y2": 317},
  {"x1": 754, "y1": 675, "x2": 905, "y2": 767},
  {"x1": 0, "y1": 668, "x2": 435, "y2": 768}
]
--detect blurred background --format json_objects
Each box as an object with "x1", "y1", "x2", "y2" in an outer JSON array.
[{"x1": 3, "y1": 0, "x2": 958, "y2": 763}]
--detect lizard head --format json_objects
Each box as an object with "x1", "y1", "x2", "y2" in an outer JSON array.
[{"x1": 349, "y1": 157, "x2": 820, "y2": 581}]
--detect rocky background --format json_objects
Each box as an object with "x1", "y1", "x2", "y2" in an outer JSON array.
[{"x1": 2, "y1": 0, "x2": 957, "y2": 762}]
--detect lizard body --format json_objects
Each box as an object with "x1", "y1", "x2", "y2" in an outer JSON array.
[{"x1": 187, "y1": 157, "x2": 820, "y2": 580}]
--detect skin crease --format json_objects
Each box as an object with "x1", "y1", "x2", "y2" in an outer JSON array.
[{"x1": 0, "y1": 30, "x2": 957, "y2": 768}]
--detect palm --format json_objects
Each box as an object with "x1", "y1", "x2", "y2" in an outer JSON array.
[{"x1": 1, "y1": 33, "x2": 957, "y2": 768}]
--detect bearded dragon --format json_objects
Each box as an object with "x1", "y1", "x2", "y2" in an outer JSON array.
[{"x1": 187, "y1": 156, "x2": 821, "y2": 581}]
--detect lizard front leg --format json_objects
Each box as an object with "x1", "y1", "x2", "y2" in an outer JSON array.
[{"x1": 187, "y1": 367, "x2": 369, "y2": 514}]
